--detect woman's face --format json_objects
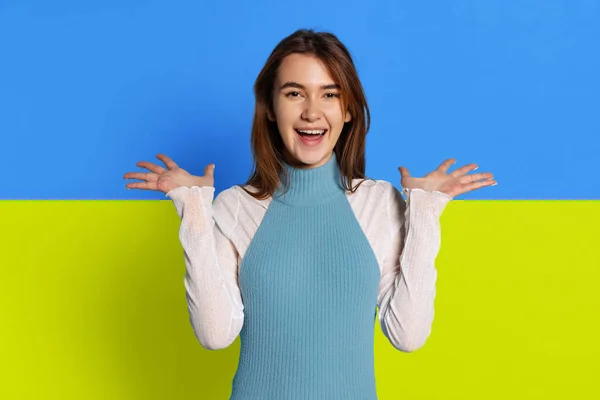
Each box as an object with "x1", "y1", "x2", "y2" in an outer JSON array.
[{"x1": 268, "y1": 53, "x2": 352, "y2": 169}]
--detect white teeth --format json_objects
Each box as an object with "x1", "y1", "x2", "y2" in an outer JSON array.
[{"x1": 297, "y1": 129, "x2": 326, "y2": 135}]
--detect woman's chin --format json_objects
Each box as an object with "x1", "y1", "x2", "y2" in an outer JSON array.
[{"x1": 288, "y1": 149, "x2": 332, "y2": 169}]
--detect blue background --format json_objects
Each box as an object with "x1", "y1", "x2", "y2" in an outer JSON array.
[{"x1": 1, "y1": 0, "x2": 598, "y2": 200}]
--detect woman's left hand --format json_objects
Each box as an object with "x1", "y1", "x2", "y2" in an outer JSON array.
[{"x1": 398, "y1": 158, "x2": 497, "y2": 198}]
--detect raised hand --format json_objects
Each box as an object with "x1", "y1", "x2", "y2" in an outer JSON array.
[
  {"x1": 398, "y1": 158, "x2": 496, "y2": 199},
  {"x1": 123, "y1": 154, "x2": 215, "y2": 194}
]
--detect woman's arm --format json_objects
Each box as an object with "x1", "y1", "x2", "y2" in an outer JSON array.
[
  {"x1": 166, "y1": 185, "x2": 244, "y2": 350},
  {"x1": 377, "y1": 184, "x2": 452, "y2": 352}
]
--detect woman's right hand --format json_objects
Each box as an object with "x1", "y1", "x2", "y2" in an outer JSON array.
[{"x1": 123, "y1": 154, "x2": 215, "y2": 194}]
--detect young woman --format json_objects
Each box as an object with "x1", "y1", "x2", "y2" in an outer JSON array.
[{"x1": 124, "y1": 29, "x2": 496, "y2": 400}]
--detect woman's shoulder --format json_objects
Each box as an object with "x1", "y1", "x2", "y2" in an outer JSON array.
[
  {"x1": 348, "y1": 177, "x2": 396, "y2": 197},
  {"x1": 225, "y1": 184, "x2": 272, "y2": 210}
]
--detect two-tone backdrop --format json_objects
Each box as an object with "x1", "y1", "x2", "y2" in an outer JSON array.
[{"x1": 1, "y1": 1, "x2": 598, "y2": 399}]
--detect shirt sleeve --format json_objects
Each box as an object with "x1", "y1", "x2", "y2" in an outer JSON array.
[
  {"x1": 165, "y1": 185, "x2": 244, "y2": 350},
  {"x1": 377, "y1": 183, "x2": 452, "y2": 352}
]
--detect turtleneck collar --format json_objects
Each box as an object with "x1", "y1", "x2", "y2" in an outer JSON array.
[{"x1": 273, "y1": 152, "x2": 346, "y2": 207}]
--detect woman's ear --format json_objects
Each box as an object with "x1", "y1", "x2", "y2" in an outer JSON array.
[
  {"x1": 344, "y1": 109, "x2": 352, "y2": 123},
  {"x1": 267, "y1": 108, "x2": 276, "y2": 122}
]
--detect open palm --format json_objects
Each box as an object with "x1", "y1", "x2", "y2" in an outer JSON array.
[
  {"x1": 123, "y1": 154, "x2": 215, "y2": 194},
  {"x1": 398, "y1": 158, "x2": 496, "y2": 198}
]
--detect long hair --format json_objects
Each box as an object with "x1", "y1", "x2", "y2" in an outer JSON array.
[{"x1": 238, "y1": 28, "x2": 374, "y2": 200}]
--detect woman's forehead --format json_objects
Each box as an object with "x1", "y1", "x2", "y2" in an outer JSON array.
[{"x1": 277, "y1": 54, "x2": 337, "y2": 87}]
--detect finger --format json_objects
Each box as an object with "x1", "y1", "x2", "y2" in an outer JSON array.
[
  {"x1": 437, "y1": 158, "x2": 456, "y2": 173},
  {"x1": 463, "y1": 178, "x2": 497, "y2": 193},
  {"x1": 450, "y1": 163, "x2": 479, "y2": 178},
  {"x1": 460, "y1": 172, "x2": 493, "y2": 183},
  {"x1": 137, "y1": 161, "x2": 167, "y2": 175},
  {"x1": 157, "y1": 154, "x2": 179, "y2": 170},
  {"x1": 123, "y1": 172, "x2": 157, "y2": 181},
  {"x1": 204, "y1": 164, "x2": 216, "y2": 177},
  {"x1": 125, "y1": 181, "x2": 158, "y2": 190},
  {"x1": 397, "y1": 166, "x2": 410, "y2": 178}
]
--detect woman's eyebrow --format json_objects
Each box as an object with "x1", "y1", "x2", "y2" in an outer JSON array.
[{"x1": 279, "y1": 82, "x2": 341, "y2": 90}]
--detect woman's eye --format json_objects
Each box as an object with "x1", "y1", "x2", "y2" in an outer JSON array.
[{"x1": 285, "y1": 92, "x2": 340, "y2": 99}]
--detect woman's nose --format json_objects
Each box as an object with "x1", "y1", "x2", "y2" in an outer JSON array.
[{"x1": 302, "y1": 100, "x2": 322, "y2": 121}]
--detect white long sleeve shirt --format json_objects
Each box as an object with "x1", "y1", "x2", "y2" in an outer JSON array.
[{"x1": 166, "y1": 179, "x2": 452, "y2": 353}]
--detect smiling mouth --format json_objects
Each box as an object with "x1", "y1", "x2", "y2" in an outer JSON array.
[{"x1": 295, "y1": 129, "x2": 327, "y2": 138}]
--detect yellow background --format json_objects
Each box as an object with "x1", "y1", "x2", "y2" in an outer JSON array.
[{"x1": 1, "y1": 199, "x2": 598, "y2": 399}]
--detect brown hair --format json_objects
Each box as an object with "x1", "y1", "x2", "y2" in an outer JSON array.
[{"x1": 237, "y1": 28, "x2": 375, "y2": 200}]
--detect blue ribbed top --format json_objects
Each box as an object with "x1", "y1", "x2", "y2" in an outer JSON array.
[{"x1": 230, "y1": 152, "x2": 382, "y2": 399}]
